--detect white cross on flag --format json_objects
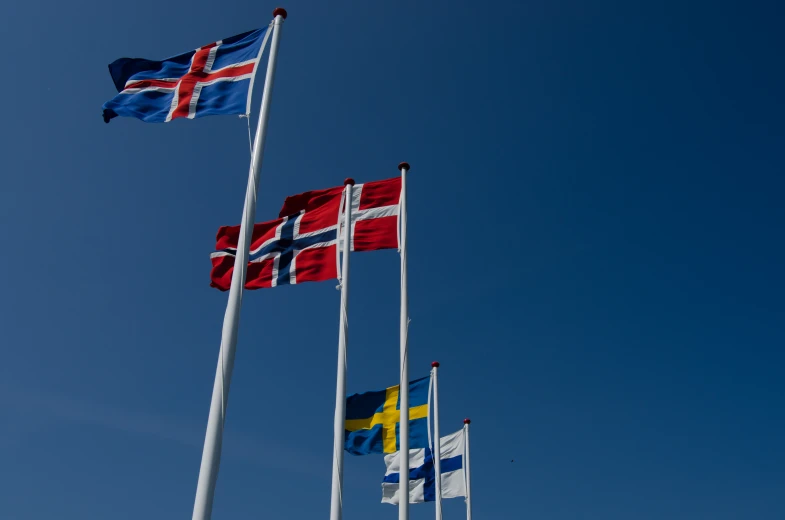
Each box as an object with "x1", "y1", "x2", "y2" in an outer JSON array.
[{"x1": 210, "y1": 176, "x2": 402, "y2": 290}]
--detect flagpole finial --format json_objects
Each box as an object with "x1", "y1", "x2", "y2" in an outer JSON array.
[
  {"x1": 344, "y1": 178, "x2": 356, "y2": 186},
  {"x1": 431, "y1": 361, "x2": 440, "y2": 368},
  {"x1": 273, "y1": 7, "x2": 288, "y2": 18},
  {"x1": 464, "y1": 418, "x2": 471, "y2": 424},
  {"x1": 398, "y1": 162, "x2": 410, "y2": 171}
]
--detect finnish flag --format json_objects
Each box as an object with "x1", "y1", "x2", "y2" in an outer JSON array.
[{"x1": 382, "y1": 429, "x2": 466, "y2": 504}]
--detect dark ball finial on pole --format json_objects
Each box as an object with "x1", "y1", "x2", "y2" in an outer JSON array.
[
  {"x1": 273, "y1": 7, "x2": 288, "y2": 19},
  {"x1": 431, "y1": 361, "x2": 440, "y2": 368},
  {"x1": 464, "y1": 418, "x2": 471, "y2": 425},
  {"x1": 344, "y1": 178, "x2": 356, "y2": 186},
  {"x1": 398, "y1": 162, "x2": 410, "y2": 172}
]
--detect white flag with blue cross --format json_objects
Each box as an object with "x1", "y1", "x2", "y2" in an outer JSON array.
[{"x1": 381, "y1": 429, "x2": 467, "y2": 504}]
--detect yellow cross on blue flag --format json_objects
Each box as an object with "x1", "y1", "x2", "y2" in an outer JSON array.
[{"x1": 344, "y1": 376, "x2": 430, "y2": 455}]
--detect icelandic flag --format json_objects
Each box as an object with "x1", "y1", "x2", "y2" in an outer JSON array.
[
  {"x1": 102, "y1": 27, "x2": 270, "y2": 123},
  {"x1": 382, "y1": 429, "x2": 467, "y2": 505},
  {"x1": 210, "y1": 177, "x2": 402, "y2": 291}
]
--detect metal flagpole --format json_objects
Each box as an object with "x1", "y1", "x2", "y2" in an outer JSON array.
[
  {"x1": 398, "y1": 161, "x2": 410, "y2": 520},
  {"x1": 463, "y1": 418, "x2": 472, "y2": 520},
  {"x1": 329, "y1": 178, "x2": 354, "y2": 520},
  {"x1": 191, "y1": 8, "x2": 287, "y2": 520},
  {"x1": 431, "y1": 362, "x2": 443, "y2": 520}
]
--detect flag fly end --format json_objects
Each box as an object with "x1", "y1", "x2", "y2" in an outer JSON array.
[{"x1": 273, "y1": 7, "x2": 288, "y2": 18}]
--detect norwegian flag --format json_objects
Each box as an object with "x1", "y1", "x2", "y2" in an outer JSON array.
[{"x1": 210, "y1": 177, "x2": 401, "y2": 290}]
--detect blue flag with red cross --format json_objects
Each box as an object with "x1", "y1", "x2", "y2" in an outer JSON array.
[{"x1": 102, "y1": 27, "x2": 270, "y2": 123}]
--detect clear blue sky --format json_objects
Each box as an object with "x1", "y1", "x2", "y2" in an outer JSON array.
[{"x1": 1, "y1": 1, "x2": 783, "y2": 518}]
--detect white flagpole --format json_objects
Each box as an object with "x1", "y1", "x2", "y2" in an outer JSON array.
[
  {"x1": 191, "y1": 8, "x2": 287, "y2": 520},
  {"x1": 329, "y1": 178, "x2": 354, "y2": 520},
  {"x1": 432, "y1": 361, "x2": 443, "y2": 520},
  {"x1": 398, "y1": 161, "x2": 410, "y2": 520},
  {"x1": 463, "y1": 418, "x2": 472, "y2": 520}
]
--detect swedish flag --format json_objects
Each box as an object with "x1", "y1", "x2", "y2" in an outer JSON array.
[{"x1": 344, "y1": 376, "x2": 430, "y2": 455}]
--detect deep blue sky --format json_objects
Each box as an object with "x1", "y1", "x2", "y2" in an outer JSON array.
[{"x1": 1, "y1": 1, "x2": 784, "y2": 518}]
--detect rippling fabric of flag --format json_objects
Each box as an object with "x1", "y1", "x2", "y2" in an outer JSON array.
[
  {"x1": 280, "y1": 177, "x2": 401, "y2": 252},
  {"x1": 210, "y1": 176, "x2": 403, "y2": 290},
  {"x1": 381, "y1": 429, "x2": 467, "y2": 504},
  {"x1": 210, "y1": 183, "x2": 341, "y2": 290},
  {"x1": 344, "y1": 376, "x2": 430, "y2": 455},
  {"x1": 102, "y1": 27, "x2": 270, "y2": 123}
]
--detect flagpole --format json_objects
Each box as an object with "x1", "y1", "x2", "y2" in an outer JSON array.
[
  {"x1": 329, "y1": 179, "x2": 354, "y2": 520},
  {"x1": 398, "y1": 161, "x2": 410, "y2": 520},
  {"x1": 463, "y1": 418, "x2": 472, "y2": 520},
  {"x1": 191, "y1": 8, "x2": 287, "y2": 520},
  {"x1": 431, "y1": 361, "x2": 442, "y2": 520}
]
